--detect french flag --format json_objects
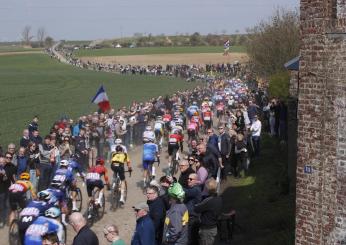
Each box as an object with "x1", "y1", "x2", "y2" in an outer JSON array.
[{"x1": 91, "y1": 85, "x2": 111, "y2": 112}]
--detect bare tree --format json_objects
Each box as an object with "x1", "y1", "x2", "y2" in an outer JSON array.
[
  {"x1": 44, "y1": 36, "x2": 54, "y2": 47},
  {"x1": 21, "y1": 26, "x2": 34, "y2": 46},
  {"x1": 37, "y1": 27, "x2": 46, "y2": 47},
  {"x1": 245, "y1": 8, "x2": 299, "y2": 76}
]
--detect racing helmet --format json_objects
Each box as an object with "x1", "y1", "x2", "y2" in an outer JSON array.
[
  {"x1": 115, "y1": 145, "x2": 123, "y2": 152},
  {"x1": 192, "y1": 101, "x2": 197, "y2": 105},
  {"x1": 44, "y1": 207, "x2": 61, "y2": 218},
  {"x1": 19, "y1": 172, "x2": 30, "y2": 180},
  {"x1": 156, "y1": 116, "x2": 162, "y2": 120},
  {"x1": 145, "y1": 125, "x2": 152, "y2": 131},
  {"x1": 168, "y1": 182, "x2": 185, "y2": 201},
  {"x1": 60, "y1": 160, "x2": 69, "y2": 168},
  {"x1": 114, "y1": 138, "x2": 122, "y2": 145},
  {"x1": 50, "y1": 180, "x2": 63, "y2": 189},
  {"x1": 38, "y1": 190, "x2": 52, "y2": 202},
  {"x1": 96, "y1": 157, "x2": 105, "y2": 165}
]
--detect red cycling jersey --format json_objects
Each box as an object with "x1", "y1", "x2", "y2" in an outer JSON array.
[
  {"x1": 168, "y1": 133, "x2": 183, "y2": 144},
  {"x1": 88, "y1": 165, "x2": 109, "y2": 183}
]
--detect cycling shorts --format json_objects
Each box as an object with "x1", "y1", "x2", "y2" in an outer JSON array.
[
  {"x1": 142, "y1": 160, "x2": 155, "y2": 170},
  {"x1": 86, "y1": 180, "x2": 104, "y2": 197},
  {"x1": 111, "y1": 164, "x2": 125, "y2": 181},
  {"x1": 9, "y1": 192, "x2": 27, "y2": 211},
  {"x1": 168, "y1": 143, "x2": 179, "y2": 156}
]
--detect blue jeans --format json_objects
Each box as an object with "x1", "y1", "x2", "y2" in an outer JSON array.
[
  {"x1": 0, "y1": 192, "x2": 8, "y2": 223},
  {"x1": 252, "y1": 136, "x2": 261, "y2": 157}
]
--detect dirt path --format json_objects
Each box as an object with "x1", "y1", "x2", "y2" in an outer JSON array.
[{"x1": 80, "y1": 52, "x2": 249, "y2": 66}]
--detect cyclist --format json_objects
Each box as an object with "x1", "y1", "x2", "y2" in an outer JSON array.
[
  {"x1": 142, "y1": 138, "x2": 159, "y2": 188},
  {"x1": 202, "y1": 107, "x2": 213, "y2": 131},
  {"x1": 24, "y1": 207, "x2": 65, "y2": 245},
  {"x1": 52, "y1": 160, "x2": 78, "y2": 211},
  {"x1": 111, "y1": 145, "x2": 132, "y2": 204},
  {"x1": 8, "y1": 172, "x2": 37, "y2": 225},
  {"x1": 154, "y1": 116, "x2": 165, "y2": 149},
  {"x1": 187, "y1": 102, "x2": 199, "y2": 120},
  {"x1": 46, "y1": 181, "x2": 69, "y2": 225},
  {"x1": 112, "y1": 138, "x2": 128, "y2": 153},
  {"x1": 86, "y1": 157, "x2": 109, "y2": 207},
  {"x1": 18, "y1": 191, "x2": 53, "y2": 244},
  {"x1": 168, "y1": 128, "x2": 183, "y2": 168},
  {"x1": 143, "y1": 125, "x2": 155, "y2": 143},
  {"x1": 68, "y1": 154, "x2": 85, "y2": 180},
  {"x1": 163, "y1": 110, "x2": 173, "y2": 135}
]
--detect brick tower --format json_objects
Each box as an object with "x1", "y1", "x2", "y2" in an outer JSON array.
[{"x1": 296, "y1": 0, "x2": 346, "y2": 244}]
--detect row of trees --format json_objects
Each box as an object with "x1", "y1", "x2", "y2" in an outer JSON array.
[
  {"x1": 108, "y1": 32, "x2": 248, "y2": 48},
  {"x1": 21, "y1": 26, "x2": 54, "y2": 48}
]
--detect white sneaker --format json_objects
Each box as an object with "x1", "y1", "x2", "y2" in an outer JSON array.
[{"x1": 87, "y1": 214, "x2": 92, "y2": 219}]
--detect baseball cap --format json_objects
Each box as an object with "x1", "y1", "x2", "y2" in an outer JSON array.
[{"x1": 132, "y1": 202, "x2": 149, "y2": 211}]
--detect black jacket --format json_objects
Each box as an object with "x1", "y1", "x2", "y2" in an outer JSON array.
[
  {"x1": 72, "y1": 225, "x2": 99, "y2": 245},
  {"x1": 219, "y1": 133, "x2": 231, "y2": 157},
  {"x1": 195, "y1": 194, "x2": 223, "y2": 228},
  {"x1": 148, "y1": 197, "x2": 166, "y2": 244},
  {"x1": 178, "y1": 167, "x2": 195, "y2": 189},
  {"x1": 184, "y1": 185, "x2": 202, "y2": 218}
]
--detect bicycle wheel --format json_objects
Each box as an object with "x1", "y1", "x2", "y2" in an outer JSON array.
[
  {"x1": 86, "y1": 202, "x2": 95, "y2": 227},
  {"x1": 75, "y1": 188, "x2": 83, "y2": 211},
  {"x1": 110, "y1": 179, "x2": 120, "y2": 211},
  {"x1": 9, "y1": 219, "x2": 20, "y2": 245}
]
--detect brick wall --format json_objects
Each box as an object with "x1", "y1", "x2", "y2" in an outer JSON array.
[{"x1": 296, "y1": 1, "x2": 346, "y2": 244}]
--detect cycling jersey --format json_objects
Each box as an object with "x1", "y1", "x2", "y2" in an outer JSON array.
[
  {"x1": 68, "y1": 159, "x2": 83, "y2": 174},
  {"x1": 168, "y1": 133, "x2": 183, "y2": 145},
  {"x1": 154, "y1": 121, "x2": 164, "y2": 131},
  {"x1": 203, "y1": 111, "x2": 212, "y2": 121},
  {"x1": 52, "y1": 168, "x2": 75, "y2": 189},
  {"x1": 143, "y1": 142, "x2": 158, "y2": 162},
  {"x1": 87, "y1": 165, "x2": 108, "y2": 183},
  {"x1": 163, "y1": 114, "x2": 172, "y2": 123},
  {"x1": 9, "y1": 180, "x2": 35, "y2": 194},
  {"x1": 24, "y1": 216, "x2": 65, "y2": 245},
  {"x1": 111, "y1": 152, "x2": 128, "y2": 166},
  {"x1": 45, "y1": 188, "x2": 66, "y2": 206}
]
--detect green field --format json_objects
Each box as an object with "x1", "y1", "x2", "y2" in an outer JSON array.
[
  {"x1": 75, "y1": 46, "x2": 246, "y2": 57},
  {"x1": 0, "y1": 45, "x2": 43, "y2": 53},
  {"x1": 0, "y1": 54, "x2": 200, "y2": 146}
]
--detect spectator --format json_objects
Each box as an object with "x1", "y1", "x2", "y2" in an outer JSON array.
[
  {"x1": 74, "y1": 128, "x2": 88, "y2": 171},
  {"x1": 197, "y1": 143, "x2": 219, "y2": 178},
  {"x1": 217, "y1": 125, "x2": 232, "y2": 178},
  {"x1": 16, "y1": 147, "x2": 28, "y2": 177},
  {"x1": 27, "y1": 142, "x2": 40, "y2": 190},
  {"x1": 59, "y1": 136, "x2": 73, "y2": 160},
  {"x1": 159, "y1": 176, "x2": 173, "y2": 210},
  {"x1": 131, "y1": 202, "x2": 155, "y2": 245},
  {"x1": 234, "y1": 133, "x2": 248, "y2": 177},
  {"x1": 42, "y1": 233, "x2": 59, "y2": 245},
  {"x1": 7, "y1": 143, "x2": 17, "y2": 166},
  {"x1": 146, "y1": 185, "x2": 166, "y2": 245},
  {"x1": 195, "y1": 178, "x2": 223, "y2": 245},
  {"x1": 194, "y1": 158, "x2": 208, "y2": 186},
  {"x1": 20, "y1": 129, "x2": 30, "y2": 148},
  {"x1": 163, "y1": 182, "x2": 188, "y2": 245},
  {"x1": 247, "y1": 100, "x2": 258, "y2": 123},
  {"x1": 89, "y1": 124, "x2": 100, "y2": 167},
  {"x1": 70, "y1": 212, "x2": 99, "y2": 245},
  {"x1": 28, "y1": 115, "x2": 39, "y2": 136},
  {"x1": 103, "y1": 224, "x2": 126, "y2": 245},
  {"x1": 206, "y1": 129, "x2": 218, "y2": 150},
  {"x1": 0, "y1": 156, "x2": 10, "y2": 228},
  {"x1": 30, "y1": 129, "x2": 43, "y2": 145},
  {"x1": 178, "y1": 160, "x2": 195, "y2": 189},
  {"x1": 37, "y1": 135, "x2": 53, "y2": 191},
  {"x1": 183, "y1": 173, "x2": 202, "y2": 245},
  {"x1": 250, "y1": 115, "x2": 262, "y2": 157}
]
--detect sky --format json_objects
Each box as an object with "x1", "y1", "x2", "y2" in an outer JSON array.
[{"x1": 0, "y1": 0, "x2": 299, "y2": 41}]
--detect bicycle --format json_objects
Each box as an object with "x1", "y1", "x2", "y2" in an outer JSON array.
[
  {"x1": 86, "y1": 187, "x2": 105, "y2": 226},
  {"x1": 9, "y1": 207, "x2": 22, "y2": 245},
  {"x1": 67, "y1": 187, "x2": 83, "y2": 213},
  {"x1": 110, "y1": 170, "x2": 131, "y2": 211},
  {"x1": 170, "y1": 150, "x2": 180, "y2": 176}
]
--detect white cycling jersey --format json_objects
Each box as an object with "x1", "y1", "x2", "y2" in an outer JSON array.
[{"x1": 143, "y1": 130, "x2": 155, "y2": 141}]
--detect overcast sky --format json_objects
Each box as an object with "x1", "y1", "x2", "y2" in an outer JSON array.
[{"x1": 0, "y1": 0, "x2": 299, "y2": 41}]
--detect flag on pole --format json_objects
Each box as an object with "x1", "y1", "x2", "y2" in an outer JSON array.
[
  {"x1": 223, "y1": 39, "x2": 230, "y2": 56},
  {"x1": 91, "y1": 85, "x2": 111, "y2": 112}
]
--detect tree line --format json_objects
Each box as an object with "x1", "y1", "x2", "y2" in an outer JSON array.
[{"x1": 21, "y1": 25, "x2": 54, "y2": 48}]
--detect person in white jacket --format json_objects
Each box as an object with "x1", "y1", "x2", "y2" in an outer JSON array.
[{"x1": 250, "y1": 115, "x2": 262, "y2": 157}]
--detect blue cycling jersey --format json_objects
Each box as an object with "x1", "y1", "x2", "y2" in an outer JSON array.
[
  {"x1": 20, "y1": 201, "x2": 50, "y2": 219},
  {"x1": 68, "y1": 159, "x2": 83, "y2": 174},
  {"x1": 24, "y1": 216, "x2": 64, "y2": 245},
  {"x1": 53, "y1": 168, "x2": 75, "y2": 187},
  {"x1": 45, "y1": 188, "x2": 66, "y2": 205},
  {"x1": 143, "y1": 143, "x2": 158, "y2": 162}
]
